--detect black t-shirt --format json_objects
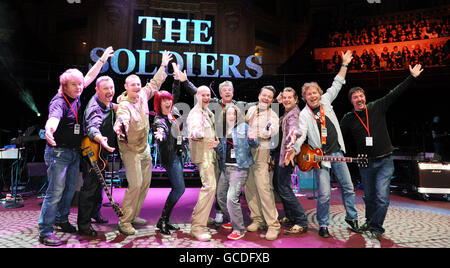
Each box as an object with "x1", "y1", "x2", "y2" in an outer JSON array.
[
  {"x1": 48, "y1": 92, "x2": 82, "y2": 148},
  {"x1": 340, "y1": 75, "x2": 415, "y2": 157},
  {"x1": 311, "y1": 106, "x2": 340, "y2": 154}
]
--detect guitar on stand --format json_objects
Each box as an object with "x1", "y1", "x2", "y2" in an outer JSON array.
[
  {"x1": 81, "y1": 136, "x2": 124, "y2": 218},
  {"x1": 296, "y1": 143, "x2": 368, "y2": 172}
]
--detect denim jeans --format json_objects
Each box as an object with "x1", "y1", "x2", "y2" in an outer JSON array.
[
  {"x1": 313, "y1": 151, "x2": 358, "y2": 227},
  {"x1": 273, "y1": 162, "x2": 308, "y2": 227},
  {"x1": 359, "y1": 155, "x2": 394, "y2": 235},
  {"x1": 162, "y1": 154, "x2": 186, "y2": 204},
  {"x1": 38, "y1": 145, "x2": 80, "y2": 236},
  {"x1": 217, "y1": 165, "x2": 249, "y2": 233}
]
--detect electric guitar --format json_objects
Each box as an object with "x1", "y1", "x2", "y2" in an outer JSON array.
[
  {"x1": 81, "y1": 136, "x2": 124, "y2": 218},
  {"x1": 296, "y1": 143, "x2": 368, "y2": 172}
]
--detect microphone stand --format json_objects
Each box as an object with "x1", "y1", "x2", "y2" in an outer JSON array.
[
  {"x1": 308, "y1": 172, "x2": 318, "y2": 200},
  {"x1": 6, "y1": 147, "x2": 24, "y2": 209}
]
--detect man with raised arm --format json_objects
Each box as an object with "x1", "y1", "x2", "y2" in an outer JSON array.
[{"x1": 113, "y1": 51, "x2": 173, "y2": 235}]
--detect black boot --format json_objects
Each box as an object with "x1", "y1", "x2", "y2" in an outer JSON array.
[
  {"x1": 157, "y1": 200, "x2": 179, "y2": 234},
  {"x1": 157, "y1": 216, "x2": 170, "y2": 235}
]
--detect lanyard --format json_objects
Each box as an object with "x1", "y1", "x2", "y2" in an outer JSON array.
[
  {"x1": 354, "y1": 107, "x2": 370, "y2": 136},
  {"x1": 61, "y1": 93, "x2": 79, "y2": 124},
  {"x1": 308, "y1": 105, "x2": 326, "y2": 145},
  {"x1": 226, "y1": 129, "x2": 234, "y2": 148},
  {"x1": 226, "y1": 138, "x2": 234, "y2": 148}
]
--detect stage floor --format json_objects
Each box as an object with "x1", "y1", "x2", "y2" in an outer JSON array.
[{"x1": 0, "y1": 184, "x2": 449, "y2": 248}]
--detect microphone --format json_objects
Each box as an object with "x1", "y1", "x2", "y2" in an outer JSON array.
[
  {"x1": 118, "y1": 118, "x2": 128, "y2": 142},
  {"x1": 265, "y1": 121, "x2": 271, "y2": 131}
]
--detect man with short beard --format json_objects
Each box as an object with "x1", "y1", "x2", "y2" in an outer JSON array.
[
  {"x1": 78, "y1": 75, "x2": 117, "y2": 237},
  {"x1": 340, "y1": 64, "x2": 423, "y2": 241}
]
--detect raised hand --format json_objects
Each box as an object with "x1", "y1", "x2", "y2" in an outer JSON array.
[
  {"x1": 341, "y1": 50, "x2": 353, "y2": 65},
  {"x1": 161, "y1": 50, "x2": 173, "y2": 67},
  {"x1": 409, "y1": 64, "x2": 424, "y2": 78},
  {"x1": 100, "y1": 46, "x2": 114, "y2": 62}
]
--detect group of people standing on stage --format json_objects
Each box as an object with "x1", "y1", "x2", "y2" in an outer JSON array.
[{"x1": 37, "y1": 45, "x2": 423, "y2": 246}]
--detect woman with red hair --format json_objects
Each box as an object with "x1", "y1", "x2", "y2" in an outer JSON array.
[{"x1": 152, "y1": 86, "x2": 186, "y2": 235}]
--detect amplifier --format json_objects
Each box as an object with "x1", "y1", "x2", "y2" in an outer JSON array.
[
  {"x1": 416, "y1": 162, "x2": 450, "y2": 194},
  {"x1": 0, "y1": 148, "x2": 21, "y2": 159}
]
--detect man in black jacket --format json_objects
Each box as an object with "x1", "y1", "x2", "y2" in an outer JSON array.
[
  {"x1": 78, "y1": 75, "x2": 117, "y2": 237},
  {"x1": 340, "y1": 64, "x2": 423, "y2": 241}
]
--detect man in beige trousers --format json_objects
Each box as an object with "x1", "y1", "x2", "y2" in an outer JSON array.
[
  {"x1": 113, "y1": 51, "x2": 173, "y2": 235},
  {"x1": 187, "y1": 85, "x2": 219, "y2": 241},
  {"x1": 244, "y1": 85, "x2": 281, "y2": 240}
]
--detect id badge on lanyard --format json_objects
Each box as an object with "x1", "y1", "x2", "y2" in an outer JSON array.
[
  {"x1": 62, "y1": 93, "x2": 80, "y2": 135},
  {"x1": 230, "y1": 148, "x2": 236, "y2": 159},
  {"x1": 74, "y1": 124, "x2": 81, "y2": 135},
  {"x1": 354, "y1": 108, "x2": 372, "y2": 147},
  {"x1": 365, "y1": 137, "x2": 373, "y2": 147}
]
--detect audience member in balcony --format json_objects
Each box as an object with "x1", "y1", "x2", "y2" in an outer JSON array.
[
  {"x1": 391, "y1": 46, "x2": 403, "y2": 68},
  {"x1": 332, "y1": 51, "x2": 342, "y2": 72},
  {"x1": 369, "y1": 49, "x2": 380, "y2": 70},
  {"x1": 380, "y1": 47, "x2": 390, "y2": 70},
  {"x1": 402, "y1": 46, "x2": 411, "y2": 66},
  {"x1": 412, "y1": 44, "x2": 423, "y2": 64},
  {"x1": 361, "y1": 49, "x2": 371, "y2": 70}
]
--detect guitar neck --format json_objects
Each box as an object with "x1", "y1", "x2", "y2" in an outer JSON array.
[
  {"x1": 318, "y1": 156, "x2": 356, "y2": 163},
  {"x1": 90, "y1": 161, "x2": 117, "y2": 204}
]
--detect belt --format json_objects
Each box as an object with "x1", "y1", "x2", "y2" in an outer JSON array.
[
  {"x1": 369, "y1": 152, "x2": 392, "y2": 161},
  {"x1": 55, "y1": 146, "x2": 81, "y2": 152}
]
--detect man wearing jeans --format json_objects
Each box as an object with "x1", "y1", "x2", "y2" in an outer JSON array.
[
  {"x1": 340, "y1": 64, "x2": 423, "y2": 240},
  {"x1": 286, "y1": 50, "x2": 360, "y2": 238},
  {"x1": 39, "y1": 47, "x2": 114, "y2": 246}
]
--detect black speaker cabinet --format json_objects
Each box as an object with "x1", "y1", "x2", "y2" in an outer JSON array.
[{"x1": 416, "y1": 162, "x2": 450, "y2": 194}]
